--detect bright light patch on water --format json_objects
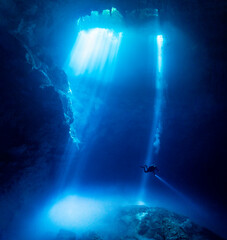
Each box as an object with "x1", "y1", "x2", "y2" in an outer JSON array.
[
  {"x1": 137, "y1": 201, "x2": 146, "y2": 206},
  {"x1": 49, "y1": 195, "x2": 104, "y2": 228},
  {"x1": 69, "y1": 28, "x2": 122, "y2": 76}
]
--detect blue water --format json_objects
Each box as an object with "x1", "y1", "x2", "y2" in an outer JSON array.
[
  {"x1": 35, "y1": 22, "x2": 225, "y2": 238},
  {"x1": 3, "y1": 8, "x2": 226, "y2": 240},
  {"x1": 41, "y1": 17, "x2": 226, "y2": 239}
]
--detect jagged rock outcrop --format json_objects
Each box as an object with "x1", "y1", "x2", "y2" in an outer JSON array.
[{"x1": 115, "y1": 206, "x2": 224, "y2": 240}]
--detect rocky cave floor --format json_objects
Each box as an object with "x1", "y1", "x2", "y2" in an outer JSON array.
[{"x1": 54, "y1": 206, "x2": 224, "y2": 240}]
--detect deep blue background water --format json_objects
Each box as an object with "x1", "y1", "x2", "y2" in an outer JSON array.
[
  {"x1": 0, "y1": 2, "x2": 226, "y2": 238},
  {"x1": 61, "y1": 23, "x2": 227, "y2": 237}
]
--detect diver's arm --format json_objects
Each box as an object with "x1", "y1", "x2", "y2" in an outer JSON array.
[
  {"x1": 144, "y1": 166, "x2": 148, "y2": 173},
  {"x1": 140, "y1": 166, "x2": 148, "y2": 173}
]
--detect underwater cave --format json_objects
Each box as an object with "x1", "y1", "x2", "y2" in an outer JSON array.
[{"x1": 0, "y1": 0, "x2": 226, "y2": 239}]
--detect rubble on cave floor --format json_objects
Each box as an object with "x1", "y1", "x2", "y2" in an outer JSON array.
[{"x1": 55, "y1": 206, "x2": 224, "y2": 240}]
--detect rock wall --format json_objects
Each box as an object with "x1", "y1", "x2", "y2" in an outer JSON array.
[{"x1": 0, "y1": 29, "x2": 73, "y2": 235}]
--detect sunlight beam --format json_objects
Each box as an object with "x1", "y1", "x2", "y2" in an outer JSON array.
[
  {"x1": 138, "y1": 35, "x2": 164, "y2": 202},
  {"x1": 69, "y1": 28, "x2": 122, "y2": 76}
]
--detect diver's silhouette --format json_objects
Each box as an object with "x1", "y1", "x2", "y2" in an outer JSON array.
[{"x1": 140, "y1": 165, "x2": 159, "y2": 175}]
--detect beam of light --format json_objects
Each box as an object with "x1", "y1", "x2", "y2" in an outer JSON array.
[
  {"x1": 59, "y1": 28, "x2": 122, "y2": 191},
  {"x1": 69, "y1": 28, "x2": 122, "y2": 76},
  {"x1": 154, "y1": 175, "x2": 203, "y2": 215},
  {"x1": 48, "y1": 195, "x2": 104, "y2": 229},
  {"x1": 155, "y1": 175, "x2": 186, "y2": 200},
  {"x1": 154, "y1": 175, "x2": 205, "y2": 219},
  {"x1": 157, "y1": 35, "x2": 163, "y2": 74},
  {"x1": 55, "y1": 140, "x2": 78, "y2": 193},
  {"x1": 138, "y1": 35, "x2": 164, "y2": 202},
  {"x1": 145, "y1": 35, "x2": 164, "y2": 162}
]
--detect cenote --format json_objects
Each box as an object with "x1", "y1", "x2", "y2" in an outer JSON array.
[{"x1": 0, "y1": 1, "x2": 226, "y2": 240}]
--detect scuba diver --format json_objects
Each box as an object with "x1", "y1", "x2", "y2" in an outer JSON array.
[{"x1": 140, "y1": 165, "x2": 159, "y2": 175}]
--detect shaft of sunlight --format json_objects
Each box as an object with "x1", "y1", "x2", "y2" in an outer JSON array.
[
  {"x1": 157, "y1": 35, "x2": 163, "y2": 74},
  {"x1": 69, "y1": 28, "x2": 122, "y2": 76},
  {"x1": 60, "y1": 28, "x2": 123, "y2": 190},
  {"x1": 138, "y1": 35, "x2": 164, "y2": 202}
]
